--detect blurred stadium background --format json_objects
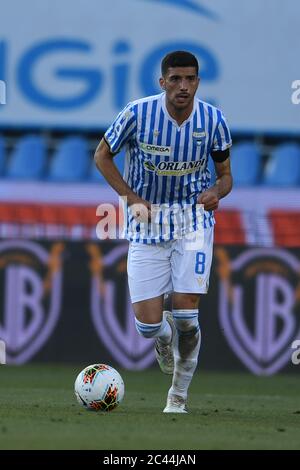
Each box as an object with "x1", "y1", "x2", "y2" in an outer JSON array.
[{"x1": 0, "y1": 0, "x2": 299, "y2": 378}]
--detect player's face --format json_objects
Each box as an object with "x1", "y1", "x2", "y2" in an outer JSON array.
[{"x1": 159, "y1": 67, "x2": 199, "y2": 111}]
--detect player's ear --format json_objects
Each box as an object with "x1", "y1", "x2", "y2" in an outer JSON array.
[{"x1": 159, "y1": 77, "x2": 166, "y2": 90}]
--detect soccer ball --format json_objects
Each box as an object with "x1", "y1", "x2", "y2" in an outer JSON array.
[{"x1": 74, "y1": 364, "x2": 124, "y2": 412}]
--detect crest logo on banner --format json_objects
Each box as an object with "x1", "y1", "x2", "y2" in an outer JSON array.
[
  {"x1": 87, "y1": 243, "x2": 155, "y2": 370},
  {"x1": 216, "y1": 248, "x2": 300, "y2": 375},
  {"x1": 0, "y1": 240, "x2": 63, "y2": 364}
]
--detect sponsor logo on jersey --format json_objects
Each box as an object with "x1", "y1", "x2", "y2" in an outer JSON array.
[
  {"x1": 193, "y1": 129, "x2": 206, "y2": 146},
  {"x1": 140, "y1": 142, "x2": 171, "y2": 156},
  {"x1": 192, "y1": 130, "x2": 206, "y2": 138},
  {"x1": 144, "y1": 159, "x2": 205, "y2": 176}
]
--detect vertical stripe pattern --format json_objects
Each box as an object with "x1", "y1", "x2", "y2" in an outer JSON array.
[{"x1": 105, "y1": 93, "x2": 232, "y2": 243}]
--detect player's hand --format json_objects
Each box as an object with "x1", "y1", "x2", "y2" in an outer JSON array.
[
  {"x1": 197, "y1": 187, "x2": 219, "y2": 211},
  {"x1": 127, "y1": 195, "x2": 152, "y2": 222}
]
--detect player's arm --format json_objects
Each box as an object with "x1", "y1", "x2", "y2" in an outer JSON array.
[
  {"x1": 212, "y1": 148, "x2": 233, "y2": 200},
  {"x1": 197, "y1": 149, "x2": 233, "y2": 211},
  {"x1": 94, "y1": 139, "x2": 151, "y2": 216}
]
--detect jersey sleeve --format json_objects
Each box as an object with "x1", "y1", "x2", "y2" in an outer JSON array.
[
  {"x1": 104, "y1": 104, "x2": 137, "y2": 154},
  {"x1": 212, "y1": 110, "x2": 232, "y2": 152}
]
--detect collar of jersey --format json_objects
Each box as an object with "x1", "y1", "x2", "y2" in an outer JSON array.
[{"x1": 161, "y1": 93, "x2": 197, "y2": 130}]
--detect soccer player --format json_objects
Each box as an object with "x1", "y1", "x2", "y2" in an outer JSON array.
[{"x1": 94, "y1": 51, "x2": 233, "y2": 413}]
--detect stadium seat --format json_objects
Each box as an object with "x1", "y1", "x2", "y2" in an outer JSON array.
[
  {"x1": 89, "y1": 149, "x2": 125, "y2": 183},
  {"x1": 0, "y1": 203, "x2": 18, "y2": 223},
  {"x1": 89, "y1": 161, "x2": 107, "y2": 183},
  {"x1": 16, "y1": 204, "x2": 40, "y2": 224},
  {"x1": 230, "y1": 141, "x2": 262, "y2": 186},
  {"x1": 6, "y1": 135, "x2": 46, "y2": 180},
  {"x1": 48, "y1": 136, "x2": 89, "y2": 182},
  {"x1": 39, "y1": 205, "x2": 60, "y2": 225},
  {"x1": 114, "y1": 151, "x2": 125, "y2": 176},
  {"x1": 269, "y1": 210, "x2": 300, "y2": 247},
  {"x1": 214, "y1": 210, "x2": 245, "y2": 244},
  {"x1": 57, "y1": 205, "x2": 84, "y2": 226},
  {"x1": 0, "y1": 136, "x2": 6, "y2": 176},
  {"x1": 263, "y1": 143, "x2": 300, "y2": 187},
  {"x1": 82, "y1": 206, "x2": 99, "y2": 227}
]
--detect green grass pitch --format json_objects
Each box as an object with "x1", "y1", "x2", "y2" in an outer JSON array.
[{"x1": 0, "y1": 365, "x2": 299, "y2": 450}]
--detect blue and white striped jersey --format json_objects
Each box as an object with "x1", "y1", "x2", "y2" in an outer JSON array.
[{"x1": 104, "y1": 93, "x2": 232, "y2": 243}]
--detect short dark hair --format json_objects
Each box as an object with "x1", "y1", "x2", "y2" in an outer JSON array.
[{"x1": 161, "y1": 51, "x2": 199, "y2": 76}]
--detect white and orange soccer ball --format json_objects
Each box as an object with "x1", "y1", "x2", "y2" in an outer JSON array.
[{"x1": 74, "y1": 364, "x2": 124, "y2": 412}]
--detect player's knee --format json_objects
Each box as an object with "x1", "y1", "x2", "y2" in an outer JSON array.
[
  {"x1": 134, "y1": 318, "x2": 162, "y2": 338},
  {"x1": 173, "y1": 316, "x2": 200, "y2": 337},
  {"x1": 173, "y1": 293, "x2": 200, "y2": 310}
]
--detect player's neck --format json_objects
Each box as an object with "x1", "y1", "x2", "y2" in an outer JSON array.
[{"x1": 165, "y1": 99, "x2": 194, "y2": 126}]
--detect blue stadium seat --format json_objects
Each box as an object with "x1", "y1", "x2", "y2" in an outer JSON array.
[
  {"x1": 48, "y1": 136, "x2": 89, "y2": 182},
  {"x1": 89, "y1": 161, "x2": 107, "y2": 183},
  {"x1": 230, "y1": 141, "x2": 262, "y2": 186},
  {"x1": 0, "y1": 136, "x2": 6, "y2": 176},
  {"x1": 114, "y1": 151, "x2": 125, "y2": 176},
  {"x1": 6, "y1": 135, "x2": 46, "y2": 180},
  {"x1": 263, "y1": 143, "x2": 300, "y2": 187},
  {"x1": 88, "y1": 149, "x2": 125, "y2": 183}
]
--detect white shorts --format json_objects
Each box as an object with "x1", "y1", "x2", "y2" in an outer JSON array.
[{"x1": 127, "y1": 227, "x2": 214, "y2": 303}]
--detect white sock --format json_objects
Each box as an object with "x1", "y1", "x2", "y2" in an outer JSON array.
[
  {"x1": 156, "y1": 313, "x2": 172, "y2": 345},
  {"x1": 134, "y1": 315, "x2": 172, "y2": 344},
  {"x1": 169, "y1": 309, "x2": 200, "y2": 400}
]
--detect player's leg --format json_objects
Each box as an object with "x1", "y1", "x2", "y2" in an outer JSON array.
[
  {"x1": 132, "y1": 295, "x2": 175, "y2": 374},
  {"x1": 164, "y1": 226, "x2": 214, "y2": 413},
  {"x1": 163, "y1": 292, "x2": 200, "y2": 413},
  {"x1": 127, "y1": 242, "x2": 175, "y2": 373}
]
